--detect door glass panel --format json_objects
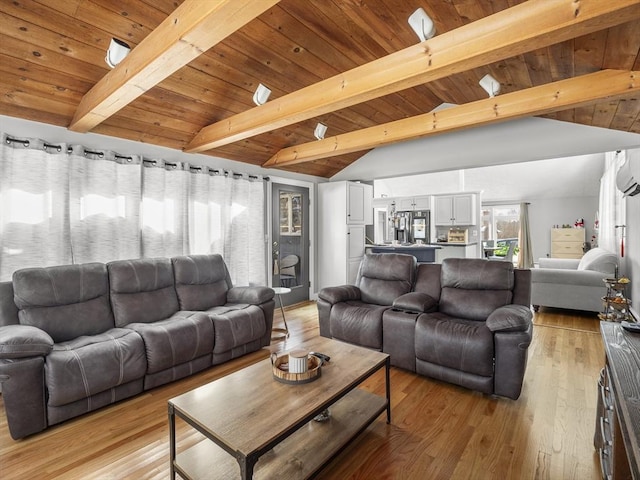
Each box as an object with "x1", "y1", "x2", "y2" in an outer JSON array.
[{"x1": 272, "y1": 185, "x2": 309, "y2": 306}]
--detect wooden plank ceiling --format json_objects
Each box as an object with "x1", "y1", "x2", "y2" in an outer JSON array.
[{"x1": 1, "y1": 0, "x2": 639, "y2": 178}]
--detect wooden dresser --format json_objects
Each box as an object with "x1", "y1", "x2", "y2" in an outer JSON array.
[
  {"x1": 595, "y1": 322, "x2": 640, "y2": 480},
  {"x1": 551, "y1": 227, "x2": 585, "y2": 259}
]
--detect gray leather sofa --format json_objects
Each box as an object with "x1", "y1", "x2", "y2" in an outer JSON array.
[
  {"x1": 318, "y1": 254, "x2": 533, "y2": 400},
  {"x1": 0, "y1": 254, "x2": 274, "y2": 439}
]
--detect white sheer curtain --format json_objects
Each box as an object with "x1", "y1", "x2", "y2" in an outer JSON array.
[
  {"x1": 141, "y1": 159, "x2": 189, "y2": 258},
  {"x1": 1, "y1": 132, "x2": 268, "y2": 285},
  {"x1": 598, "y1": 151, "x2": 626, "y2": 254},
  {"x1": 0, "y1": 136, "x2": 71, "y2": 280},
  {"x1": 224, "y1": 173, "x2": 266, "y2": 286},
  {"x1": 68, "y1": 146, "x2": 142, "y2": 264},
  {"x1": 189, "y1": 169, "x2": 266, "y2": 286}
]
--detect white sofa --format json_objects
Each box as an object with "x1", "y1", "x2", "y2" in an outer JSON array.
[{"x1": 531, "y1": 248, "x2": 619, "y2": 313}]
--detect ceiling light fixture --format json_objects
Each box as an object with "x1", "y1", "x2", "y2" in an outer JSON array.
[
  {"x1": 252, "y1": 83, "x2": 271, "y2": 106},
  {"x1": 408, "y1": 8, "x2": 436, "y2": 42},
  {"x1": 479, "y1": 74, "x2": 501, "y2": 97},
  {"x1": 105, "y1": 38, "x2": 130, "y2": 68},
  {"x1": 314, "y1": 123, "x2": 327, "y2": 140}
]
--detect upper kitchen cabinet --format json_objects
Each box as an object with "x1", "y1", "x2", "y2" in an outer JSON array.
[
  {"x1": 396, "y1": 195, "x2": 431, "y2": 211},
  {"x1": 347, "y1": 182, "x2": 373, "y2": 224},
  {"x1": 434, "y1": 194, "x2": 477, "y2": 226}
]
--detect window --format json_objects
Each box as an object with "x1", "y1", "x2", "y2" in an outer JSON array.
[{"x1": 482, "y1": 204, "x2": 520, "y2": 242}]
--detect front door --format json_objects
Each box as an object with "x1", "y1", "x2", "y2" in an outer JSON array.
[{"x1": 271, "y1": 183, "x2": 309, "y2": 306}]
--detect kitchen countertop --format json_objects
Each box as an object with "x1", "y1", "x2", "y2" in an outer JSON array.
[
  {"x1": 366, "y1": 244, "x2": 441, "y2": 249},
  {"x1": 366, "y1": 243, "x2": 478, "y2": 247},
  {"x1": 433, "y1": 242, "x2": 478, "y2": 247}
]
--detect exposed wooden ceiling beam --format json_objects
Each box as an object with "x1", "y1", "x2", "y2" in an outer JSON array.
[
  {"x1": 68, "y1": 0, "x2": 280, "y2": 133},
  {"x1": 184, "y1": 0, "x2": 640, "y2": 153},
  {"x1": 262, "y1": 70, "x2": 640, "y2": 167}
]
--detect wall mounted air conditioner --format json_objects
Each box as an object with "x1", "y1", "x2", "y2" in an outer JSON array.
[{"x1": 616, "y1": 157, "x2": 640, "y2": 196}]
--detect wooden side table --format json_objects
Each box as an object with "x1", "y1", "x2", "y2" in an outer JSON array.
[{"x1": 271, "y1": 287, "x2": 291, "y2": 338}]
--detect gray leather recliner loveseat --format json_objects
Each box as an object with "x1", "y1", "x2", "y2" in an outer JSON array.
[
  {"x1": 318, "y1": 254, "x2": 533, "y2": 400},
  {"x1": 0, "y1": 254, "x2": 274, "y2": 440}
]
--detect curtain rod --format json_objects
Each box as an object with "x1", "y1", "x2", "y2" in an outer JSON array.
[
  {"x1": 5, "y1": 134, "x2": 270, "y2": 181},
  {"x1": 5, "y1": 135, "x2": 133, "y2": 160}
]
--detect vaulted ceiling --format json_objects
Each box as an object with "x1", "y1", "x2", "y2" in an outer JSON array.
[{"x1": 1, "y1": 0, "x2": 639, "y2": 178}]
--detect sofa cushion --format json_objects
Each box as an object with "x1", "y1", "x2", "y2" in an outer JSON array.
[
  {"x1": 108, "y1": 258, "x2": 179, "y2": 327},
  {"x1": 126, "y1": 311, "x2": 213, "y2": 374},
  {"x1": 413, "y1": 263, "x2": 442, "y2": 301},
  {"x1": 439, "y1": 259, "x2": 514, "y2": 321},
  {"x1": 172, "y1": 254, "x2": 232, "y2": 310},
  {"x1": 0, "y1": 325, "x2": 53, "y2": 359},
  {"x1": 46, "y1": 328, "x2": 146, "y2": 406},
  {"x1": 0, "y1": 281, "x2": 19, "y2": 326},
  {"x1": 357, "y1": 253, "x2": 416, "y2": 306},
  {"x1": 13, "y1": 263, "x2": 115, "y2": 343},
  {"x1": 577, "y1": 248, "x2": 618, "y2": 274},
  {"x1": 207, "y1": 305, "x2": 267, "y2": 353},
  {"x1": 329, "y1": 301, "x2": 388, "y2": 350},
  {"x1": 415, "y1": 312, "x2": 494, "y2": 377},
  {"x1": 441, "y1": 258, "x2": 514, "y2": 290}
]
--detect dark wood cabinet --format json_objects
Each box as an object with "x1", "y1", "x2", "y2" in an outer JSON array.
[{"x1": 595, "y1": 322, "x2": 640, "y2": 480}]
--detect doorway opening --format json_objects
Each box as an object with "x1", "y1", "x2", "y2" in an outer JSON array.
[{"x1": 271, "y1": 183, "x2": 309, "y2": 306}]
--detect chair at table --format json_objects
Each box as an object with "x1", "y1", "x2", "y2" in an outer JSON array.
[
  {"x1": 279, "y1": 254, "x2": 299, "y2": 287},
  {"x1": 490, "y1": 240, "x2": 516, "y2": 263},
  {"x1": 482, "y1": 240, "x2": 495, "y2": 258}
]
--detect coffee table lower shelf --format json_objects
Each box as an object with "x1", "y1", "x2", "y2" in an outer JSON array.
[{"x1": 174, "y1": 388, "x2": 387, "y2": 480}]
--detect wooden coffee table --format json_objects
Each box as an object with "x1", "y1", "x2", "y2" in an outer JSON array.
[{"x1": 168, "y1": 336, "x2": 390, "y2": 479}]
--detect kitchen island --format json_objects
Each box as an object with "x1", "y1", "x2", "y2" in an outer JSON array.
[
  {"x1": 366, "y1": 244, "x2": 441, "y2": 263},
  {"x1": 433, "y1": 242, "x2": 479, "y2": 262}
]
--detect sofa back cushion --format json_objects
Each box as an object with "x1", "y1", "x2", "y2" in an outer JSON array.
[
  {"x1": 356, "y1": 253, "x2": 416, "y2": 306},
  {"x1": 413, "y1": 263, "x2": 442, "y2": 301},
  {"x1": 12, "y1": 263, "x2": 114, "y2": 343},
  {"x1": 577, "y1": 248, "x2": 618, "y2": 274},
  {"x1": 439, "y1": 258, "x2": 514, "y2": 321},
  {"x1": 108, "y1": 258, "x2": 179, "y2": 327},
  {"x1": 0, "y1": 281, "x2": 19, "y2": 326},
  {"x1": 172, "y1": 254, "x2": 232, "y2": 310}
]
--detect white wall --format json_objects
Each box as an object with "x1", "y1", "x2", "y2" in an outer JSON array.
[
  {"x1": 622, "y1": 148, "x2": 640, "y2": 317},
  {"x1": 528, "y1": 196, "x2": 599, "y2": 261}
]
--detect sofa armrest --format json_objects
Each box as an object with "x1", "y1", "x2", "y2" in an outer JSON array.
[
  {"x1": 0, "y1": 325, "x2": 54, "y2": 359},
  {"x1": 486, "y1": 305, "x2": 532, "y2": 332},
  {"x1": 531, "y1": 268, "x2": 610, "y2": 288},
  {"x1": 227, "y1": 286, "x2": 275, "y2": 305},
  {"x1": 392, "y1": 292, "x2": 437, "y2": 313},
  {"x1": 318, "y1": 285, "x2": 361, "y2": 304},
  {"x1": 537, "y1": 257, "x2": 580, "y2": 270}
]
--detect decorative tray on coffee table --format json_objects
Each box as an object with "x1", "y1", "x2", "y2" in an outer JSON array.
[{"x1": 271, "y1": 353, "x2": 323, "y2": 385}]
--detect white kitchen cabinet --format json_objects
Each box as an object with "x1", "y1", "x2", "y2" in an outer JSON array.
[
  {"x1": 396, "y1": 195, "x2": 431, "y2": 211},
  {"x1": 434, "y1": 194, "x2": 477, "y2": 226},
  {"x1": 318, "y1": 181, "x2": 373, "y2": 289},
  {"x1": 347, "y1": 182, "x2": 373, "y2": 224}
]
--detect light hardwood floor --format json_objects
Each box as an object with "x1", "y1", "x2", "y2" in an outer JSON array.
[{"x1": 0, "y1": 303, "x2": 604, "y2": 479}]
